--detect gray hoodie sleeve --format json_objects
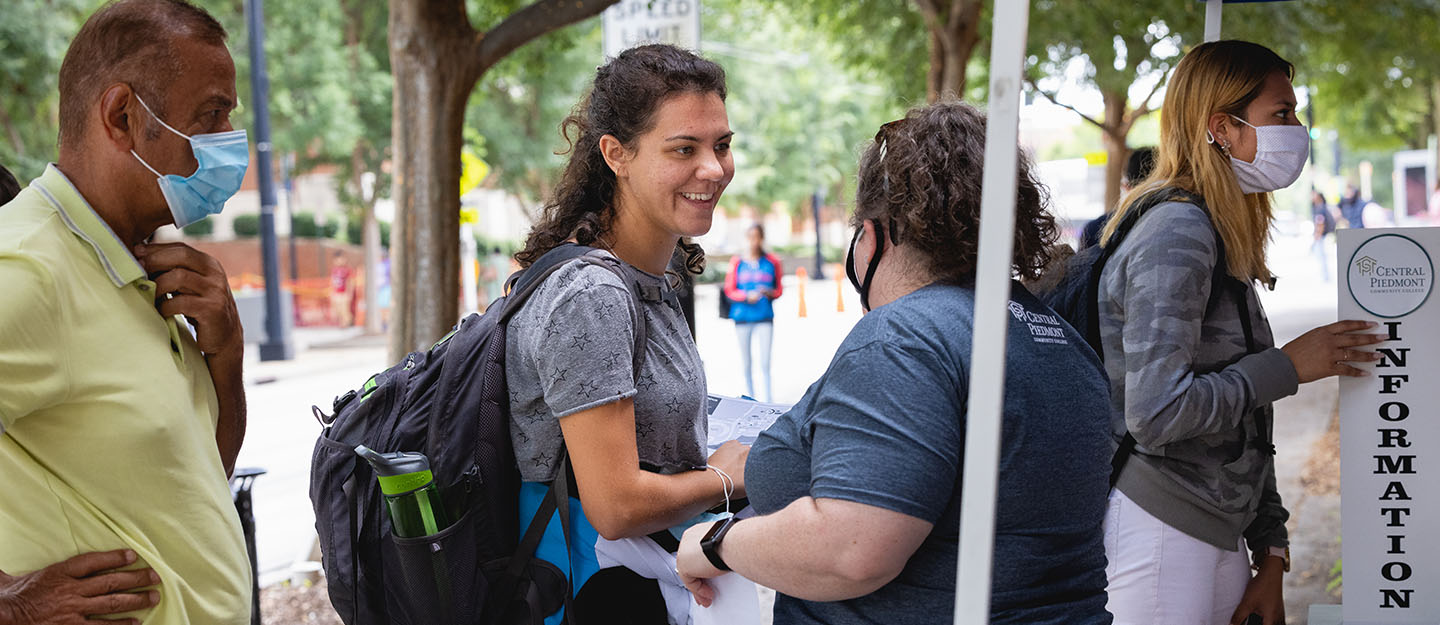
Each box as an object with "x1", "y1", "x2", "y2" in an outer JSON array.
[
  {"x1": 1244, "y1": 458, "x2": 1290, "y2": 551},
  {"x1": 1103, "y1": 202, "x2": 1299, "y2": 450}
]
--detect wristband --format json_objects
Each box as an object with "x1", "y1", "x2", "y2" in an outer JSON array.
[{"x1": 700, "y1": 516, "x2": 741, "y2": 572}]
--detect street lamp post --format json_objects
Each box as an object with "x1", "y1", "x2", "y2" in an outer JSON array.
[
  {"x1": 811, "y1": 187, "x2": 826, "y2": 278},
  {"x1": 246, "y1": 0, "x2": 293, "y2": 361}
]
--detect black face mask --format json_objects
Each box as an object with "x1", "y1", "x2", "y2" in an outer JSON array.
[{"x1": 845, "y1": 220, "x2": 886, "y2": 311}]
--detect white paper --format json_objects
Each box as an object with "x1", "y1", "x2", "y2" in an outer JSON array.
[
  {"x1": 690, "y1": 572, "x2": 763, "y2": 625},
  {"x1": 593, "y1": 536, "x2": 690, "y2": 625},
  {"x1": 705, "y1": 393, "x2": 792, "y2": 454}
]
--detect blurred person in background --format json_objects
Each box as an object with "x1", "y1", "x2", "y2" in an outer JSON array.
[
  {"x1": 1338, "y1": 182, "x2": 1364, "y2": 228},
  {"x1": 1081, "y1": 146, "x2": 1156, "y2": 250},
  {"x1": 723, "y1": 223, "x2": 782, "y2": 401},
  {"x1": 1310, "y1": 189, "x2": 1336, "y2": 281}
]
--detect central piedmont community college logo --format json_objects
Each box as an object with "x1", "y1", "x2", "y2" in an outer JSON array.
[
  {"x1": 1008, "y1": 301, "x2": 1026, "y2": 321},
  {"x1": 1347, "y1": 234, "x2": 1434, "y2": 318}
]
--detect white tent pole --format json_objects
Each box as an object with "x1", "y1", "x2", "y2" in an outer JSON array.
[
  {"x1": 1205, "y1": 0, "x2": 1224, "y2": 41},
  {"x1": 954, "y1": 1, "x2": 1029, "y2": 624}
]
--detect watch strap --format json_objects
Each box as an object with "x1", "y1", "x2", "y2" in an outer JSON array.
[{"x1": 700, "y1": 517, "x2": 739, "y2": 572}]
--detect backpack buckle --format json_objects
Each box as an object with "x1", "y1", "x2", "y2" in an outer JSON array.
[{"x1": 312, "y1": 404, "x2": 336, "y2": 428}]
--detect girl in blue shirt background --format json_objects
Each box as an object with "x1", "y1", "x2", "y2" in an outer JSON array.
[{"x1": 723, "y1": 223, "x2": 783, "y2": 401}]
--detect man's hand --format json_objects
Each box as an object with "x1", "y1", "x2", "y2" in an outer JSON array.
[
  {"x1": 133, "y1": 242, "x2": 242, "y2": 358},
  {"x1": 135, "y1": 242, "x2": 247, "y2": 475},
  {"x1": 1229, "y1": 558, "x2": 1285, "y2": 625},
  {"x1": 677, "y1": 522, "x2": 725, "y2": 607},
  {"x1": 0, "y1": 550, "x2": 159, "y2": 625}
]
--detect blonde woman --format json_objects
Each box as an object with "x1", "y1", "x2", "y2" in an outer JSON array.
[{"x1": 1096, "y1": 40, "x2": 1386, "y2": 625}]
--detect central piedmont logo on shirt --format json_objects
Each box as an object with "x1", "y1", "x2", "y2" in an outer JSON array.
[
  {"x1": 1347, "y1": 234, "x2": 1434, "y2": 318},
  {"x1": 1010, "y1": 301, "x2": 1070, "y2": 345}
]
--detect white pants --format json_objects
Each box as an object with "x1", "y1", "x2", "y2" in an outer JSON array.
[{"x1": 1104, "y1": 490, "x2": 1252, "y2": 625}]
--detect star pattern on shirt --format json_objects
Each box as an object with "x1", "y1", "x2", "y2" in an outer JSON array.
[
  {"x1": 569, "y1": 332, "x2": 592, "y2": 350},
  {"x1": 665, "y1": 397, "x2": 683, "y2": 414},
  {"x1": 636, "y1": 422, "x2": 656, "y2": 439},
  {"x1": 531, "y1": 451, "x2": 554, "y2": 468},
  {"x1": 599, "y1": 298, "x2": 620, "y2": 319},
  {"x1": 578, "y1": 380, "x2": 599, "y2": 399},
  {"x1": 636, "y1": 372, "x2": 657, "y2": 391},
  {"x1": 550, "y1": 368, "x2": 568, "y2": 384},
  {"x1": 523, "y1": 407, "x2": 548, "y2": 424},
  {"x1": 515, "y1": 429, "x2": 531, "y2": 444},
  {"x1": 544, "y1": 319, "x2": 563, "y2": 338},
  {"x1": 601, "y1": 353, "x2": 624, "y2": 369},
  {"x1": 661, "y1": 442, "x2": 674, "y2": 458}
]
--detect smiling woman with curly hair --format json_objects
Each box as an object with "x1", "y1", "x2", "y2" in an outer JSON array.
[{"x1": 676, "y1": 101, "x2": 1114, "y2": 625}]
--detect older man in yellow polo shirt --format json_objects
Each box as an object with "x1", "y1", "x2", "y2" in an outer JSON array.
[{"x1": 0, "y1": 1, "x2": 252, "y2": 624}]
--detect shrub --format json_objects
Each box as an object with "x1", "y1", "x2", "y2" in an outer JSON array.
[
  {"x1": 232, "y1": 214, "x2": 260, "y2": 237},
  {"x1": 182, "y1": 218, "x2": 213, "y2": 237},
  {"x1": 346, "y1": 219, "x2": 392, "y2": 248}
]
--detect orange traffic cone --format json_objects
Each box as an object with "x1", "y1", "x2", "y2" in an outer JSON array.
[{"x1": 796, "y1": 267, "x2": 808, "y2": 318}]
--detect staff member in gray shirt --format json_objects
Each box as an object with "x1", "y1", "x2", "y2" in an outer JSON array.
[{"x1": 678, "y1": 102, "x2": 1114, "y2": 625}]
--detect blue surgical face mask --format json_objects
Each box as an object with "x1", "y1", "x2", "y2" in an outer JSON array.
[{"x1": 129, "y1": 94, "x2": 249, "y2": 229}]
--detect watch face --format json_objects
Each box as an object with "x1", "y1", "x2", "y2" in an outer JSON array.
[{"x1": 702, "y1": 516, "x2": 734, "y2": 542}]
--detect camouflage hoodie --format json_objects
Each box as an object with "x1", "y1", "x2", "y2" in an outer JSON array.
[{"x1": 1097, "y1": 199, "x2": 1298, "y2": 554}]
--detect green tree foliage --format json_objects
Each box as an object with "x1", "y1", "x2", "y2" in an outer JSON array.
[
  {"x1": 1231, "y1": 0, "x2": 1440, "y2": 154},
  {"x1": 464, "y1": 22, "x2": 599, "y2": 209},
  {"x1": 0, "y1": 0, "x2": 91, "y2": 180},
  {"x1": 789, "y1": 0, "x2": 989, "y2": 106},
  {"x1": 1025, "y1": 0, "x2": 1202, "y2": 211},
  {"x1": 196, "y1": 0, "x2": 362, "y2": 168},
  {"x1": 707, "y1": 2, "x2": 897, "y2": 217}
]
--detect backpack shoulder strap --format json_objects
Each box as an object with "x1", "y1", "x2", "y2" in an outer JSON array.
[
  {"x1": 499, "y1": 243, "x2": 649, "y2": 376},
  {"x1": 1085, "y1": 187, "x2": 1194, "y2": 350}
]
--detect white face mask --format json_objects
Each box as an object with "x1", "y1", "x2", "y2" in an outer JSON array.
[{"x1": 1222, "y1": 115, "x2": 1310, "y2": 194}]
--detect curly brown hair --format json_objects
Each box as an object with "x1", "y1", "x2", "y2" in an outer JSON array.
[
  {"x1": 514, "y1": 44, "x2": 726, "y2": 274},
  {"x1": 852, "y1": 102, "x2": 1057, "y2": 282}
]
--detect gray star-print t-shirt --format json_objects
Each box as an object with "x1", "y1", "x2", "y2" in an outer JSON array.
[{"x1": 505, "y1": 252, "x2": 708, "y2": 482}]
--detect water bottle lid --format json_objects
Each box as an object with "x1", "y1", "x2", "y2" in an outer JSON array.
[{"x1": 355, "y1": 445, "x2": 435, "y2": 496}]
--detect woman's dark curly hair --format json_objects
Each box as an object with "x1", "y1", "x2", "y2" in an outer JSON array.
[
  {"x1": 852, "y1": 102, "x2": 1057, "y2": 282},
  {"x1": 515, "y1": 44, "x2": 726, "y2": 274}
]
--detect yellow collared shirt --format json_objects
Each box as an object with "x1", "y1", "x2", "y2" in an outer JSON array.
[{"x1": 0, "y1": 165, "x2": 251, "y2": 624}]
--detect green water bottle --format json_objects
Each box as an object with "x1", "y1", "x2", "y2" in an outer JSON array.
[{"x1": 355, "y1": 445, "x2": 449, "y2": 538}]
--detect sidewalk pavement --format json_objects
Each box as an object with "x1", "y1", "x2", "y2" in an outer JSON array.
[{"x1": 238, "y1": 228, "x2": 1345, "y2": 623}]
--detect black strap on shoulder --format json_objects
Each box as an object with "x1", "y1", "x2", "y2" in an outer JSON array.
[
  {"x1": 490, "y1": 244, "x2": 656, "y2": 623},
  {"x1": 1103, "y1": 188, "x2": 1262, "y2": 488}
]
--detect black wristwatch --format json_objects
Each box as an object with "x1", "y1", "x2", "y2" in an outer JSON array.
[{"x1": 700, "y1": 516, "x2": 741, "y2": 572}]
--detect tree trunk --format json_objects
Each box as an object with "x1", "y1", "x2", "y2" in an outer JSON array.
[
  {"x1": 926, "y1": 29, "x2": 943, "y2": 104},
  {"x1": 356, "y1": 147, "x2": 383, "y2": 335},
  {"x1": 917, "y1": 0, "x2": 983, "y2": 103},
  {"x1": 388, "y1": 0, "x2": 479, "y2": 360},
  {"x1": 386, "y1": 0, "x2": 618, "y2": 362},
  {"x1": 1100, "y1": 90, "x2": 1129, "y2": 214}
]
